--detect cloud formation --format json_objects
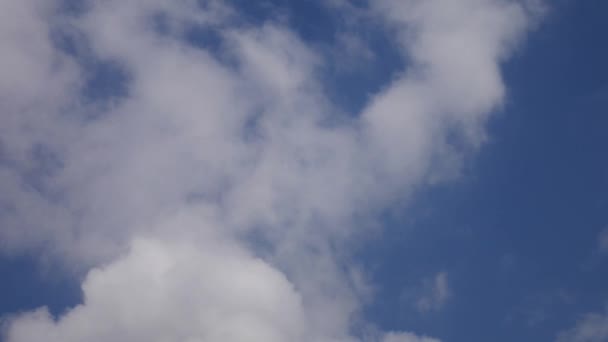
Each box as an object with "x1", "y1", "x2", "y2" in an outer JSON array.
[
  {"x1": 0, "y1": 0, "x2": 536, "y2": 341},
  {"x1": 4, "y1": 235, "x2": 438, "y2": 342}
]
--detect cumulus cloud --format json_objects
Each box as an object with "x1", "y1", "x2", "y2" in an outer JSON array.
[
  {"x1": 2, "y1": 226, "x2": 441, "y2": 342},
  {"x1": 5, "y1": 236, "x2": 308, "y2": 342},
  {"x1": 0, "y1": 0, "x2": 537, "y2": 341}
]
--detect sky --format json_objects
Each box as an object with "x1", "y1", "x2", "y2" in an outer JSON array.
[{"x1": 0, "y1": 0, "x2": 607, "y2": 342}]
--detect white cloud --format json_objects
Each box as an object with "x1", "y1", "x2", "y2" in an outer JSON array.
[
  {"x1": 556, "y1": 307, "x2": 608, "y2": 342},
  {"x1": 0, "y1": 0, "x2": 537, "y2": 341},
  {"x1": 1, "y1": 213, "x2": 437, "y2": 342},
  {"x1": 4, "y1": 235, "x2": 309, "y2": 342}
]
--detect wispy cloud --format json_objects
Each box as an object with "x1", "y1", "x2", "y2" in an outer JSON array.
[
  {"x1": 415, "y1": 272, "x2": 450, "y2": 314},
  {"x1": 598, "y1": 227, "x2": 608, "y2": 253},
  {"x1": 556, "y1": 306, "x2": 608, "y2": 342}
]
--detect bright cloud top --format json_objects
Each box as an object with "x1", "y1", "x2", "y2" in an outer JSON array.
[{"x1": 0, "y1": 0, "x2": 536, "y2": 341}]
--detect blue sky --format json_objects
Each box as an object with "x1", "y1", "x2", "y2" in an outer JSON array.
[
  {"x1": 1, "y1": 1, "x2": 607, "y2": 342},
  {"x1": 361, "y1": 1, "x2": 608, "y2": 341}
]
